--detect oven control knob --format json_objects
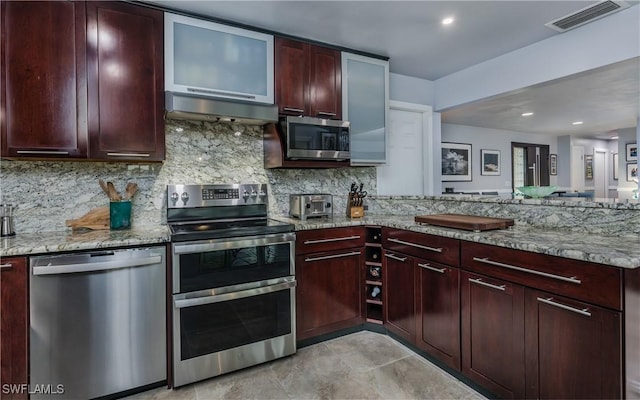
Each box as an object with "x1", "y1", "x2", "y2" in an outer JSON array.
[
  {"x1": 170, "y1": 192, "x2": 179, "y2": 205},
  {"x1": 181, "y1": 192, "x2": 189, "y2": 205},
  {"x1": 242, "y1": 190, "x2": 250, "y2": 199},
  {"x1": 259, "y1": 190, "x2": 266, "y2": 197},
  {"x1": 250, "y1": 190, "x2": 258, "y2": 199}
]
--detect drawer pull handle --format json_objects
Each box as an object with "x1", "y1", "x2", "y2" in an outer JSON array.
[
  {"x1": 107, "y1": 152, "x2": 151, "y2": 157},
  {"x1": 305, "y1": 251, "x2": 361, "y2": 262},
  {"x1": 537, "y1": 297, "x2": 591, "y2": 317},
  {"x1": 472, "y1": 257, "x2": 581, "y2": 284},
  {"x1": 0, "y1": 263, "x2": 13, "y2": 270},
  {"x1": 16, "y1": 150, "x2": 70, "y2": 155},
  {"x1": 384, "y1": 253, "x2": 407, "y2": 262},
  {"x1": 317, "y1": 111, "x2": 337, "y2": 117},
  {"x1": 387, "y1": 238, "x2": 443, "y2": 253},
  {"x1": 303, "y1": 235, "x2": 361, "y2": 245},
  {"x1": 283, "y1": 107, "x2": 304, "y2": 114},
  {"x1": 418, "y1": 263, "x2": 446, "y2": 274},
  {"x1": 469, "y1": 278, "x2": 506, "y2": 291}
]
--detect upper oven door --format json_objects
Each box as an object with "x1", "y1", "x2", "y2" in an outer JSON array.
[
  {"x1": 285, "y1": 116, "x2": 350, "y2": 160},
  {"x1": 172, "y1": 232, "x2": 295, "y2": 294}
]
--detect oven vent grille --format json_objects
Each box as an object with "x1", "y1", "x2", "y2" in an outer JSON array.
[{"x1": 545, "y1": 1, "x2": 629, "y2": 32}]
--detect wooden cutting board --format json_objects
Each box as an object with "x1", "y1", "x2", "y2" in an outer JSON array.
[{"x1": 415, "y1": 214, "x2": 514, "y2": 232}]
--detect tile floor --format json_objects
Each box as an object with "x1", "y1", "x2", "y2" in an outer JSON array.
[{"x1": 125, "y1": 331, "x2": 486, "y2": 400}]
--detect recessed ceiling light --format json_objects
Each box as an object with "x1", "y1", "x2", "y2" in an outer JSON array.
[
  {"x1": 572, "y1": 121, "x2": 583, "y2": 125},
  {"x1": 442, "y1": 17, "x2": 454, "y2": 25},
  {"x1": 521, "y1": 112, "x2": 534, "y2": 117},
  {"x1": 611, "y1": 136, "x2": 619, "y2": 139}
]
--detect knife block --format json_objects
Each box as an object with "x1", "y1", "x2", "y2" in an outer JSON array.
[{"x1": 347, "y1": 193, "x2": 364, "y2": 218}]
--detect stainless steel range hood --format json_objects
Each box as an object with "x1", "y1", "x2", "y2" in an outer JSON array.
[{"x1": 165, "y1": 92, "x2": 278, "y2": 126}]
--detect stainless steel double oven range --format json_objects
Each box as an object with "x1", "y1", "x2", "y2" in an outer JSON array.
[{"x1": 167, "y1": 184, "x2": 296, "y2": 387}]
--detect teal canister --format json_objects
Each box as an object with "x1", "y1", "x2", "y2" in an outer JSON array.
[{"x1": 109, "y1": 200, "x2": 131, "y2": 230}]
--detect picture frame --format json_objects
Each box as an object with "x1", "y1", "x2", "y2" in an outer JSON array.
[
  {"x1": 627, "y1": 143, "x2": 638, "y2": 162},
  {"x1": 613, "y1": 153, "x2": 618, "y2": 180},
  {"x1": 480, "y1": 149, "x2": 500, "y2": 176},
  {"x1": 441, "y1": 142, "x2": 472, "y2": 181},
  {"x1": 549, "y1": 154, "x2": 557, "y2": 176},
  {"x1": 627, "y1": 163, "x2": 638, "y2": 182},
  {"x1": 585, "y1": 155, "x2": 593, "y2": 179}
]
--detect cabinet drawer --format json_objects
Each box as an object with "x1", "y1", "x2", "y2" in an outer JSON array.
[
  {"x1": 382, "y1": 228, "x2": 459, "y2": 267},
  {"x1": 296, "y1": 226, "x2": 365, "y2": 255},
  {"x1": 461, "y1": 242, "x2": 622, "y2": 310}
]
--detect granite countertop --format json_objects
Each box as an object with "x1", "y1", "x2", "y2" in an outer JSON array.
[
  {"x1": 273, "y1": 215, "x2": 640, "y2": 269},
  {"x1": 2, "y1": 217, "x2": 639, "y2": 270},
  {"x1": 0, "y1": 225, "x2": 170, "y2": 257}
]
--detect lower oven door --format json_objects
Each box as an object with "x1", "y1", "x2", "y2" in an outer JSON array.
[{"x1": 172, "y1": 279, "x2": 296, "y2": 387}]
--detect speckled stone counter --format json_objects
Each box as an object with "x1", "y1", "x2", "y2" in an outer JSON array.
[
  {"x1": 0, "y1": 225, "x2": 170, "y2": 257},
  {"x1": 273, "y1": 215, "x2": 640, "y2": 269}
]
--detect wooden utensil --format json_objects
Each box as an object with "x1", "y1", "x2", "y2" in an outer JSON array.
[
  {"x1": 414, "y1": 214, "x2": 514, "y2": 232},
  {"x1": 123, "y1": 182, "x2": 138, "y2": 200},
  {"x1": 106, "y1": 181, "x2": 121, "y2": 201}
]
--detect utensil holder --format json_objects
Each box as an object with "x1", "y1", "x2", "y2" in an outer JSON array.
[{"x1": 110, "y1": 200, "x2": 131, "y2": 230}]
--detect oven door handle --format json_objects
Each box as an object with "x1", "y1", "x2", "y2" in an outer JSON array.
[
  {"x1": 173, "y1": 234, "x2": 294, "y2": 254},
  {"x1": 174, "y1": 280, "x2": 296, "y2": 309}
]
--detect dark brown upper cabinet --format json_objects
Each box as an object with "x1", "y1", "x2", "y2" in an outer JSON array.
[
  {"x1": 275, "y1": 37, "x2": 341, "y2": 119},
  {"x1": 1, "y1": 2, "x2": 88, "y2": 159},
  {"x1": 86, "y1": 2, "x2": 164, "y2": 161},
  {"x1": 1, "y1": 1, "x2": 164, "y2": 162}
]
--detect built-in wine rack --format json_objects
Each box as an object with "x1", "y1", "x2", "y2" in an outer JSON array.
[{"x1": 364, "y1": 226, "x2": 383, "y2": 324}]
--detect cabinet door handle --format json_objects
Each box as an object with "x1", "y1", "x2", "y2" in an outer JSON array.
[
  {"x1": 16, "y1": 150, "x2": 69, "y2": 155},
  {"x1": 304, "y1": 251, "x2": 361, "y2": 262},
  {"x1": 472, "y1": 257, "x2": 581, "y2": 284},
  {"x1": 317, "y1": 111, "x2": 336, "y2": 117},
  {"x1": 469, "y1": 277, "x2": 506, "y2": 291},
  {"x1": 283, "y1": 107, "x2": 304, "y2": 114},
  {"x1": 107, "y1": 152, "x2": 151, "y2": 158},
  {"x1": 0, "y1": 263, "x2": 13, "y2": 270},
  {"x1": 388, "y1": 238, "x2": 443, "y2": 253},
  {"x1": 303, "y1": 235, "x2": 361, "y2": 245},
  {"x1": 384, "y1": 253, "x2": 407, "y2": 262},
  {"x1": 418, "y1": 263, "x2": 446, "y2": 273},
  {"x1": 537, "y1": 297, "x2": 591, "y2": 317},
  {"x1": 187, "y1": 87, "x2": 256, "y2": 100}
]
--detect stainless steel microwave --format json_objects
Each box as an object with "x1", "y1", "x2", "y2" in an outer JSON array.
[{"x1": 281, "y1": 116, "x2": 350, "y2": 160}]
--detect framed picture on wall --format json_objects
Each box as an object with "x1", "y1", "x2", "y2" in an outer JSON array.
[
  {"x1": 628, "y1": 163, "x2": 638, "y2": 182},
  {"x1": 549, "y1": 154, "x2": 557, "y2": 175},
  {"x1": 585, "y1": 155, "x2": 593, "y2": 179},
  {"x1": 613, "y1": 153, "x2": 619, "y2": 180},
  {"x1": 441, "y1": 142, "x2": 472, "y2": 181},
  {"x1": 480, "y1": 149, "x2": 500, "y2": 176},
  {"x1": 627, "y1": 143, "x2": 638, "y2": 161}
]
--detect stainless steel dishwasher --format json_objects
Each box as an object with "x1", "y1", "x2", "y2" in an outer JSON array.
[{"x1": 29, "y1": 246, "x2": 167, "y2": 399}]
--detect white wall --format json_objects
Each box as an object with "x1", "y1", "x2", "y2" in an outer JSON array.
[
  {"x1": 441, "y1": 124, "x2": 558, "y2": 193},
  {"x1": 434, "y1": 5, "x2": 640, "y2": 111},
  {"x1": 389, "y1": 72, "x2": 435, "y2": 106}
]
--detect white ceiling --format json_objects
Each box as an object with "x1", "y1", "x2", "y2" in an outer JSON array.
[{"x1": 148, "y1": 0, "x2": 640, "y2": 138}]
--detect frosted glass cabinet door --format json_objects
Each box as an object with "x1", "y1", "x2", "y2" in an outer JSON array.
[
  {"x1": 342, "y1": 53, "x2": 389, "y2": 165},
  {"x1": 165, "y1": 13, "x2": 274, "y2": 104}
]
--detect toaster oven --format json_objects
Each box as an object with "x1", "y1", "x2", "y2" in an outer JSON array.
[{"x1": 289, "y1": 194, "x2": 333, "y2": 220}]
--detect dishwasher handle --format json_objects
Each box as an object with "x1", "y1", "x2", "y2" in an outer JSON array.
[{"x1": 32, "y1": 255, "x2": 163, "y2": 276}]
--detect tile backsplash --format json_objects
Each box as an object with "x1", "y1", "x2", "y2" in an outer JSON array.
[{"x1": 0, "y1": 120, "x2": 376, "y2": 233}]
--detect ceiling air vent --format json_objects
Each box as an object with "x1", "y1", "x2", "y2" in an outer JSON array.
[{"x1": 545, "y1": 0, "x2": 629, "y2": 32}]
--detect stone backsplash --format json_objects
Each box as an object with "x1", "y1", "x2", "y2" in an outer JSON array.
[{"x1": 0, "y1": 119, "x2": 375, "y2": 233}]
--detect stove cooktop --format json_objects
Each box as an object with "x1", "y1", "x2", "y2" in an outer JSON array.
[{"x1": 169, "y1": 218, "x2": 294, "y2": 242}]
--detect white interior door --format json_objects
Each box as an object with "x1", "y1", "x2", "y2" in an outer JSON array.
[
  {"x1": 571, "y1": 146, "x2": 585, "y2": 191},
  {"x1": 594, "y1": 148, "x2": 607, "y2": 198},
  {"x1": 377, "y1": 103, "x2": 431, "y2": 195}
]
